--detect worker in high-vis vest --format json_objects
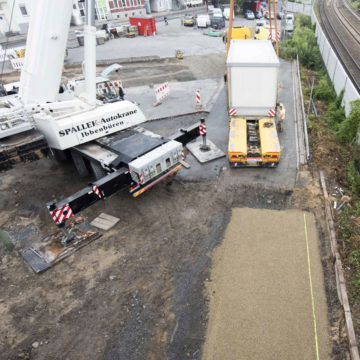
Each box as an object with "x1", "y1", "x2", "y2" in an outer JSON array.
[{"x1": 277, "y1": 102, "x2": 286, "y2": 132}]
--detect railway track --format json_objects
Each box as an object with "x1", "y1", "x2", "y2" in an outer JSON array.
[{"x1": 318, "y1": 0, "x2": 360, "y2": 93}]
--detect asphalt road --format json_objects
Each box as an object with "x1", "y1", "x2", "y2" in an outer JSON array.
[{"x1": 144, "y1": 58, "x2": 297, "y2": 189}]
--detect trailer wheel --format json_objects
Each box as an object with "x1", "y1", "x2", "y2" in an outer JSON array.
[
  {"x1": 90, "y1": 161, "x2": 106, "y2": 180},
  {"x1": 71, "y1": 150, "x2": 89, "y2": 177}
]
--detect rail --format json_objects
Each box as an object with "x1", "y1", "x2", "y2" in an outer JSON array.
[{"x1": 318, "y1": 0, "x2": 360, "y2": 93}]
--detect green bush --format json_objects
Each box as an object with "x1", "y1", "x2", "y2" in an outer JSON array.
[
  {"x1": 350, "y1": 0, "x2": 360, "y2": 11},
  {"x1": 295, "y1": 13, "x2": 312, "y2": 29},
  {"x1": 279, "y1": 45, "x2": 297, "y2": 61},
  {"x1": 338, "y1": 99, "x2": 360, "y2": 143},
  {"x1": 347, "y1": 159, "x2": 360, "y2": 195},
  {"x1": 313, "y1": 75, "x2": 336, "y2": 101},
  {"x1": 349, "y1": 250, "x2": 360, "y2": 301},
  {"x1": 289, "y1": 25, "x2": 322, "y2": 69},
  {"x1": 325, "y1": 90, "x2": 346, "y2": 130}
]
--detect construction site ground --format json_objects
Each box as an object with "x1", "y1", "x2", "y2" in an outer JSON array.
[{"x1": 0, "y1": 54, "x2": 348, "y2": 359}]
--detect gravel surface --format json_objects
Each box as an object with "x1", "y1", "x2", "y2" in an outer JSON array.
[{"x1": 202, "y1": 208, "x2": 331, "y2": 360}]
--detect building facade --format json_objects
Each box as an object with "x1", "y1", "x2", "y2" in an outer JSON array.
[
  {"x1": 107, "y1": 0, "x2": 146, "y2": 21},
  {"x1": 0, "y1": 0, "x2": 32, "y2": 37},
  {"x1": 72, "y1": 0, "x2": 111, "y2": 25}
]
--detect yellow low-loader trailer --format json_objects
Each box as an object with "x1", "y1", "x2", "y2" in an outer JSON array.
[
  {"x1": 228, "y1": 117, "x2": 281, "y2": 167},
  {"x1": 226, "y1": 40, "x2": 281, "y2": 167}
]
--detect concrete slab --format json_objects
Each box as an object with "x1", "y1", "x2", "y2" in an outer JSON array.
[
  {"x1": 186, "y1": 138, "x2": 225, "y2": 163},
  {"x1": 125, "y1": 79, "x2": 219, "y2": 120},
  {"x1": 91, "y1": 213, "x2": 120, "y2": 230}
]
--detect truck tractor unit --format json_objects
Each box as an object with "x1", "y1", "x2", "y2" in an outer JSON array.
[{"x1": 226, "y1": 40, "x2": 281, "y2": 167}]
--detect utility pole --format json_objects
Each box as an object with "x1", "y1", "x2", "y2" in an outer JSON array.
[
  {"x1": 272, "y1": 0, "x2": 279, "y2": 57},
  {"x1": 225, "y1": 0, "x2": 235, "y2": 58}
]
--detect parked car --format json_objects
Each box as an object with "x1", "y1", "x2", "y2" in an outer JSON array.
[
  {"x1": 197, "y1": 14, "x2": 211, "y2": 28},
  {"x1": 255, "y1": 19, "x2": 267, "y2": 30},
  {"x1": 285, "y1": 14, "x2": 294, "y2": 32},
  {"x1": 210, "y1": 16, "x2": 225, "y2": 29},
  {"x1": 223, "y1": 7, "x2": 234, "y2": 20},
  {"x1": 285, "y1": 13, "x2": 295, "y2": 22},
  {"x1": 183, "y1": 14, "x2": 196, "y2": 26},
  {"x1": 244, "y1": 10, "x2": 255, "y2": 20}
]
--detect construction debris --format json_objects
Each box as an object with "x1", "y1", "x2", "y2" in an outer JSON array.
[{"x1": 21, "y1": 220, "x2": 101, "y2": 273}]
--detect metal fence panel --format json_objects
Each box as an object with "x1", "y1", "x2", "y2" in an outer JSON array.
[
  {"x1": 344, "y1": 81, "x2": 360, "y2": 115},
  {"x1": 327, "y1": 48, "x2": 338, "y2": 82}
]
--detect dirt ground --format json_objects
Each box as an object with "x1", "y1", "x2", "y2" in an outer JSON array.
[
  {"x1": 1, "y1": 53, "x2": 226, "y2": 89},
  {"x1": 0, "y1": 157, "x2": 349, "y2": 360},
  {"x1": 0, "y1": 54, "x2": 350, "y2": 359}
]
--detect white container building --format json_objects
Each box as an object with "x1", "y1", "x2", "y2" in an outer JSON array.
[{"x1": 226, "y1": 39, "x2": 279, "y2": 118}]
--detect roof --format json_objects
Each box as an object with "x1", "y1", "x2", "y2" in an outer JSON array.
[
  {"x1": 226, "y1": 40, "x2": 280, "y2": 67},
  {"x1": 228, "y1": 118, "x2": 247, "y2": 154},
  {"x1": 258, "y1": 118, "x2": 281, "y2": 154}
]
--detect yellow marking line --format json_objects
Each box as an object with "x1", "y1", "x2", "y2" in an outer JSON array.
[{"x1": 303, "y1": 213, "x2": 320, "y2": 360}]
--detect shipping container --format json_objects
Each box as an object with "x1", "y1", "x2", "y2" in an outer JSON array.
[
  {"x1": 226, "y1": 39, "x2": 279, "y2": 118},
  {"x1": 129, "y1": 16, "x2": 156, "y2": 36}
]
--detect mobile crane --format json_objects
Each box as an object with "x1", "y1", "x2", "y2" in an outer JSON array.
[{"x1": 0, "y1": 0, "x2": 201, "y2": 228}]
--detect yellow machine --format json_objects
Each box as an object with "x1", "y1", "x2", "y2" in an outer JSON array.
[
  {"x1": 223, "y1": 26, "x2": 251, "y2": 43},
  {"x1": 15, "y1": 49, "x2": 26, "y2": 58},
  {"x1": 175, "y1": 49, "x2": 184, "y2": 59},
  {"x1": 254, "y1": 27, "x2": 270, "y2": 40},
  {"x1": 230, "y1": 26, "x2": 251, "y2": 39},
  {"x1": 228, "y1": 118, "x2": 281, "y2": 167}
]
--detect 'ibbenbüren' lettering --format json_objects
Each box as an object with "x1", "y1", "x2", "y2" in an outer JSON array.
[{"x1": 58, "y1": 110, "x2": 137, "y2": 137}]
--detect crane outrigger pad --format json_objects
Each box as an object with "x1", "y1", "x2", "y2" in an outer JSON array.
[
  {"x1": 186, "y1": 138, "x2": 225, "y2": 163},
  {"x1": 21, "y1": 220, "x2": 100, "y2": 273}
]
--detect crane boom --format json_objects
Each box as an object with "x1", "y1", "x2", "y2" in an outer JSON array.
[{"x1": 19, "y1": 0, "x2": 73, "y2": 105}]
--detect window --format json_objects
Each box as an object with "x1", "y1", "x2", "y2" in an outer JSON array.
[
  {"x1": 114, "y1": 0, "x2": 119, "y2": 6},
  {"x1": 166, "y1": 158, "x2": 171, "y2": 168},
  {"x1": 19, "y1": 4, "x2": 28, "y2": 16},
  {"x1": 122, "y1": 0, "x2": 126, "y2": 6},
  {"x1": 73, "y1": 4, "x2": 77, "y2": 9},
  {"x1": 78, "y1": 2, "x2": 85, "y2": 17},
  {"x1": 130, "y1": 0, "x2": 134, "y2": 5}
]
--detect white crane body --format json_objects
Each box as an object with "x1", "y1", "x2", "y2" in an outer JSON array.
[
  {"x1": 19, "y1": 0, "x2": 73, "y2": 105},
  {"x1": 1, "y1": 0, "x2": 202, "y2": 230},
  {"x1": 34, "y1": 100, "x2": 145, "y2": 150}
]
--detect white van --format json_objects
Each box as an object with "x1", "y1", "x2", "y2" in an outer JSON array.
[
  {"x1": 197, "y1": 14, "x2": 211, "y2": 28},
  {"x1": 213, "y1": 8, "x2": 223, "y2": 18},
  {"x1": 285, "y1": 13, "x2": 294, "y2": 32},
  {"x1": 285, "y1": 13, "x2": 294, "y2": 22},
  {"x1": 223, "y1": 7, "x2": 234, "y2": 20}
]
